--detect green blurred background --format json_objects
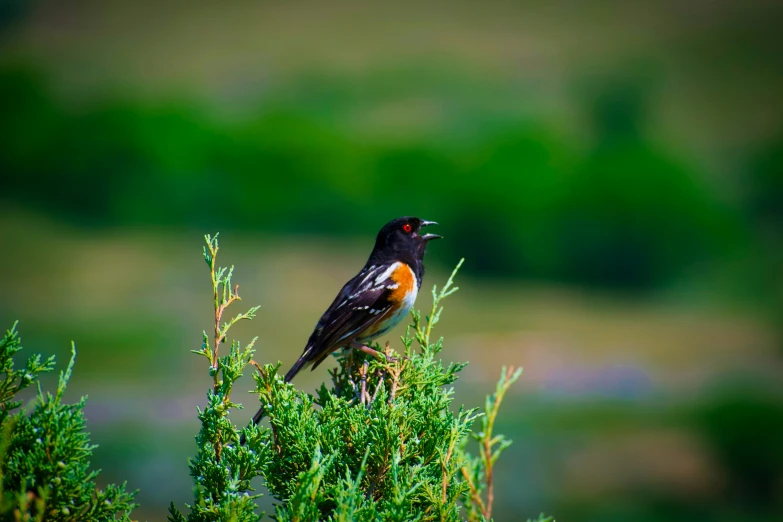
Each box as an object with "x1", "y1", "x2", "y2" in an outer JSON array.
[{"x1": 2, "y1": 1, "x2": 782, "y2": 520}]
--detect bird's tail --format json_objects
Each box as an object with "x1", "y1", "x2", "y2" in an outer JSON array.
[
  {"x1": 240, "y1": 350, "x2": 312, "y2": 445},
  {"x1": 283, "y1": 352, "x2": 310, "y2": 383}
]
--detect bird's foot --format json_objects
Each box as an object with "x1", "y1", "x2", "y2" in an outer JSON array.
[{"x1": 351, "y1": 342, "x2": 399, "y2": 363}]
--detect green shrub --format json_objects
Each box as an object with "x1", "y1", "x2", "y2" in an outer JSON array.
[{"x1": 0, "y1": 323, "x2": 137, "y2": 521}]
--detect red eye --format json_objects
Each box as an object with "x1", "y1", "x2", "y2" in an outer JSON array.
[{"x1": 402, "y1": 223, "x2": 413, "y2": 233}]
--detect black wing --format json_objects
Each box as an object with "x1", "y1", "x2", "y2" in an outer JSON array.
[
  {"x1": 248, "y1": 264, "x2": 397, "y2": 429},
  {"x1": 284, "y1": 264, "x2": 397, "y2": 381}
]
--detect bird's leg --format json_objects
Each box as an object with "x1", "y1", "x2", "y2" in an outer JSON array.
[
  {"x1": 369, "y1": 370, "x2": 384, "y2": 406},
  {"x1": 350, "y1": 341, "x2": 398, "y2": 363},
  {"x1": 359, "y1": 360, "x2": 369, "y2": 406},
  {"x1": 347, "y1": 347, "x2": 356, "y2": 376}
]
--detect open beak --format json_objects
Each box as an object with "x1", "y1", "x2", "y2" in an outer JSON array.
[{"x1": 419, "y1": 220, "x2": 442, "y2": 241}]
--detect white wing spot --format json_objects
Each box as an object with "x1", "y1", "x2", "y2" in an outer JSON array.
[
  {"x1": 374, "y1": 262, "x2": 400, "y2": 285},
  {"x1": 359, "y1": 265, "x2": 377, "y2": 285}
]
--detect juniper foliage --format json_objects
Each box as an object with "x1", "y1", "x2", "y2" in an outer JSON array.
[
  {"x1": 170, "y1": 234, "x2": 553, "y2": 521},
  {"x1": 0, "y1": 323, "x2": 138, "y2": 521}
]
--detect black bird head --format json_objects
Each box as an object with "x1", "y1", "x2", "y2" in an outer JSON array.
[{"x1": 368, "y1": 216, "x2": 441, "y2": 267}]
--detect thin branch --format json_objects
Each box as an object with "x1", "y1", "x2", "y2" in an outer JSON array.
[
  {"x1": 483, "y1": 436, "x2": 494, "y2": 518},
  {"x1": 441, "y1": 436, "x2": 456, "y2": 503},
  {"x1": 368, "y1": 444, "x2": 391, "y2": 501},
  {"x1": 369, "y1": 370, "x2": 384, "y2": 405},
  {"x1": 474, "y1": 365, "x2": 522, "y2": 520},
  {"x1": 388, "y1": 359, "x2": 406, "y2": 403},
  {"x1": 416, "y1": 258, "x2": 464, "y2": 349},
  {"x1": 248, "y1": 359, "x2": 263, "y2": 373},
  {"x1": 460, "y1": 466, "x2": 486, "y2": 519}
]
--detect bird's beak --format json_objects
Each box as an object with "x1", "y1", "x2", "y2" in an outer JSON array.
[{"x1": 419, "y1": 220, "x2": 442, "y2": 241}]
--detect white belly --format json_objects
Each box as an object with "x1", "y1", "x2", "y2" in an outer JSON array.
[{"x1": 387, "y1": 281, "x2": 417, "y2": 329}]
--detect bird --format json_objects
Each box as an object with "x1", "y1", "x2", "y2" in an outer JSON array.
[{"x1": 248, "y1": 216, "x2": 441, "y2": 428}]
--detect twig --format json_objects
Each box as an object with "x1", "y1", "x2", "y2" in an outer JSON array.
[
  {"x1": 249, "y1": 359, "x2": 263, "y2": 373},
  {"x1": 473, "y1": 365, "x2": 522, "y2": 520},
  {"x1": 388, "y1": 359, "x2": 406, "y2": 403},
  {"x1": 441, "y1": 437, "x2": 456, "y2": 503},
  {"x1": 369, "y1": 370, "x2": 384, "y2": 405},
  {"x1": 360, "y1": 360, "x2": 369, "y2": 407},
  {"x1": 460, "y1": 466, "x2": 486, "y2": 518},
  {"x1": 415, "y1": 258, "x2": 464, "y2": 349},
  {"x1": 483, "y1": 437, "x2": 494, "y2": 518},
  {"x1": 368, "y1": 444, "x2": 391, "y2": 501}
]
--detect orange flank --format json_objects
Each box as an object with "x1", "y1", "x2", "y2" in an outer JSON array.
[{"x1": 389, "y1": 262, "x2": 416, "y2": 304}]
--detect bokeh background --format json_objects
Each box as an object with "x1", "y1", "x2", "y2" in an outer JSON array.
[{"x1": 2, "y1": 1, "x2": 783, "y2": 520}]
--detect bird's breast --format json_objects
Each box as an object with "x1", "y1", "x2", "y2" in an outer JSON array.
[{"x1": 387, "y1": 263, "x2": 418, "y2": 325}]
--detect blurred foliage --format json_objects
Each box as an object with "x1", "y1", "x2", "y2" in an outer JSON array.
[
  {"x1": 558, "y1": 78, "x2": 739, "y2": 288},
  {"x1": 745, "y1": 133, "x2": 783, "y2": 238},
  {"x1": 694, "y1": 389, "x2": 783, "y2": 512},
  {"x1": 0, "y1": 64, "x2": 763, "y2": 292},
  {"x1": 486, "y1": 394, "x2": 783, "y2": 522},
  {"x1": 0, "y1": 0, "x2": 31, "y2": 32}
]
